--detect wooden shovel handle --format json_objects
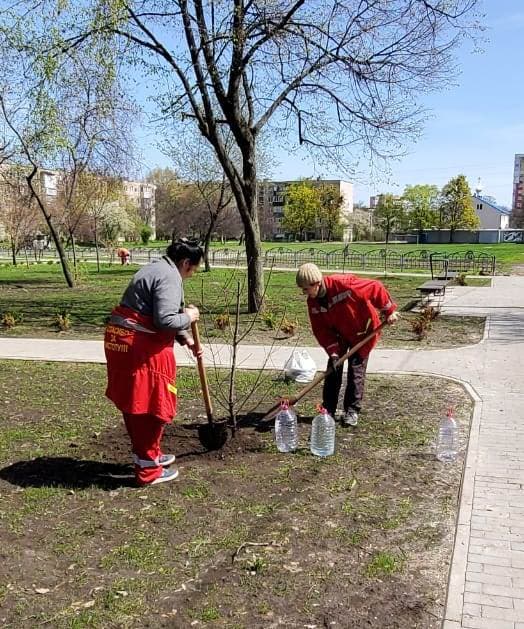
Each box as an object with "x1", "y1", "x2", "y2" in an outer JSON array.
[
  {"x1": 191, "y1": 321, "x2": 214, "y2": 423},
  {"x1": 262, "y1": 320, "x2": 388, "y2": 421}
]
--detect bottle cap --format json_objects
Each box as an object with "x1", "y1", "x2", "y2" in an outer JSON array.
[
  {"x1": 446, "y1": 407, "x2": 454, "y2": 418},
  {"x1": 316, "y1": 404, "x2": 327, "y2": 414},
  {"x1": 280, "y1": 399, "x2": 289, "y2": 411}
]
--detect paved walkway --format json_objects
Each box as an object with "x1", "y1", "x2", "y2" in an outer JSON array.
[{"x1": 1, "y1": 276, "x2": 524, "y2": 628}]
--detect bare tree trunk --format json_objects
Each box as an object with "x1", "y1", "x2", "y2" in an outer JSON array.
[
  {"x1": 26, "y1": 169, "x2": 74, "y2": 288},
  {"x1": 203, "y1": 215, "x2": 217, "y2": 272},
  {"x1": 10, "y1": 238, "x2": 16, "y2": 265},
  {"x1": 244, "y1": 222, "x2": 264, "y2": 312},
  {"x1": 227, "y1": 151, "x2": 264, "y2": 313},
  {"x1": 71, "y1": 232, "x2": 77, "y2": 269},
  {"x1": 94, "y1": 218, "x2": 100, "y2": 272},
  {"x1": 384, "y1": 222, "x2": 390, "y2": 275}
]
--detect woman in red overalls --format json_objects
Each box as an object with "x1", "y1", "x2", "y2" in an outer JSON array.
[
  {"x1": 116, "y1": 247, "x2": 130, "y2": 265},
  {"x1": 104, "y1": 240, "x2": 203, "y2": 486}
]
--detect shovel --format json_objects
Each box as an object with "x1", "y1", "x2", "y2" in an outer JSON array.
[
  {"x1": 191, "y1": 321, "x2": 228, "y2": 450},
  {"x1": 262, "y1": 320, "x2": 388, "y2": 421}
]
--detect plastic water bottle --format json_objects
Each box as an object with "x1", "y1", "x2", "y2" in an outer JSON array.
[
  {"x1": 436, "y1": 408, "x2": 459, "y2": 462},
  {"x1": 310, "y1": 407, "x2": 336, "y2": 457},
  {"x1": 274, "y1": 402, "x2": 298, "y2": 453}
]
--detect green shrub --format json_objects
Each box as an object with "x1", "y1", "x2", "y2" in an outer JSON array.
[
  {"x1": 55, "y1": 307, "x2": 72, "y2": 331},
  {"x1": 214, "y1": 313, "x2": 230, "y2": 330},
  {"x1": 261, "y1": 309, "x2": 278, "y2": 330},
  {"x1": 140, "y1": 225, "x2": 153, "y2": 245},
  {"x1": 280, "y1": 316, "x2": 298, "y2": 336},
  {"x1": 1, "y1": 311, "x2": 23, "y2": 328},
  {"x1": 410, "y1": 305, "x2": 439, "y2": 340}
]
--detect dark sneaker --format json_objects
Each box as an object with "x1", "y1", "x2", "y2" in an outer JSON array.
[
  {"x1": 159, "y1": 453, "x2": 176, "y2": 467},
  {"x1": 150, "y1": 467, "x2": 179, "y2": 485},
  {"x1": 341, "y1": 411, "x2": 358, "y2": 427}
]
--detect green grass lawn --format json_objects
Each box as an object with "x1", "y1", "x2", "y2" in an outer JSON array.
[{"x1": 0, "y1": 263, "x2": 486, "y2": 348}]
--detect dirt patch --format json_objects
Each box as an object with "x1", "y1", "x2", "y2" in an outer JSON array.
[
  {"x1": 94, "y1": 419, "x2": 271, "y2": 466},
  {"x1": 0, "y1": 362, "x2": 472, "y2": 628}
]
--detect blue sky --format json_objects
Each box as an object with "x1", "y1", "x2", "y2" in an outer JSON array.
[{"x1": 136, "y1": 1, "x2": 521, "y2": 207}]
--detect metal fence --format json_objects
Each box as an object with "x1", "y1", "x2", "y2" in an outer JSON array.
[
  {"x1": 0, "y1": 247, "x2": 164, "y2": 265},
  {"x1": 212, "y1": 247, "x2": 496, "y2": 275},
  {"x1": 0, "y1": 245, "x2": 496, "y2": 275}
]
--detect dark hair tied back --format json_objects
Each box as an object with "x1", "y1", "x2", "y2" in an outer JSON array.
[{"x1": 166, "y1": 238, "x2": 204, "y2": 266}]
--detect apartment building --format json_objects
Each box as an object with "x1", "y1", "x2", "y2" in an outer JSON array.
[
  {"x1": 257, "y1": 178, "x2": 354, "y2": 241},
  {"x1": 512, "y1": 154, "x2": 524, "y2": 227},
  {"x1": 122, "y1": 179, "x2": 157, "y2": 239}
]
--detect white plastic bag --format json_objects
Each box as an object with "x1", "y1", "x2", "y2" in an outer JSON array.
[{"x1": 283, "y1": 349, "x2": 317, "y2": 383}]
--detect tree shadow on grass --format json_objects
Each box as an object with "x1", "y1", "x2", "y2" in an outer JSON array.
[{"x1": 0, "y1": 457, "x2": 136, "y2": 490}]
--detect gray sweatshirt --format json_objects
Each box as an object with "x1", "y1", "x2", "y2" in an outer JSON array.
[{"x1": 120, "y1": 256, "x2": 191, "y2": 334}]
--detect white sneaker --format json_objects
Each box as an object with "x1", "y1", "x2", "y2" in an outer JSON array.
[
  {"x1": 134, "y1": 453, "x2": 176, "y2": 467},
  {"x1": 150, "y1": 467, "x2": 179, "y2": 485},
  {"x1": 159, "y1": 453, "x2": 176, "y2": 467},
  {"x1": 341, "y1": 411, "x2": 358, "y2": 427}
]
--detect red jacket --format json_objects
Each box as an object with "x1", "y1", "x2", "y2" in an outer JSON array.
[
  {"x1": 104, "y1": 305, "x2": 178, "y2": 422},
  {"x1": 307, "y1": 274, "x2": 397, "y2": 359}
]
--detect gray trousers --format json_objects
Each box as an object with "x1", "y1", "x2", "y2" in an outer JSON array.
[{"x1": 322, "y1": 353, "x2": 368, "y2": 417}]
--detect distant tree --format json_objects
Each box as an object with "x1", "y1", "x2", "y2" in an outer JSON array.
[
  {"x1": 75, "y1": 173, "x2": 126, "y2": 271},
  {"x1": 282, "y1": 181, "x2": 320, "y2": 240},
  {"x1": 402, "y1": 184, "x2": 440, "y2": 236},
  {"x1": 177, "y1": 185, "x2": 209, "y2": 240},
  {"x1": 100, "y1": 199, "x2": 138, "y2": 246},
  {"x1": 140, "y1": 224, "x2": 153, "y2": 245},
  {"x1": 146, "y1": 168, "x2": 180, "y2": 241},
  {"x1": 317, "y1": 185, "x2": 344, "y2": 241},
  {"x1": 439, "y1": 175, "x2": 479, "y2": 242},
  {"x1": 374, "y1": 194, "x2": 405, "y2": 247},
  {"x1": 0, "y1": 165, "x2": 40, "y2": 264},
  {"x1": 351, "y1": 219, "x2": 374, "y2": 243},
  {"x1": 165, "y1": 133, "x2": 235, "y2": 271}
]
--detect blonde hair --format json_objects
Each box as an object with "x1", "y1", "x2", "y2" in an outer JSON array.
[{"x1": 296, "y1": 263, "x2": 323, "y2": 287}]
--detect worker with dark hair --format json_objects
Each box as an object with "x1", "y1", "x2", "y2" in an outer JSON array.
[{"x1": 105, "y1": 240, "x2": 204, "y2": 486}]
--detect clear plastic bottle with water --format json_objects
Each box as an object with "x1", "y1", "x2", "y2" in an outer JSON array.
[
  {"x1": 274, "y1": 401, "x2": 298, "y2": 453},
  {"x1": 436, "y1": 408, "x2": 459, "y2": 462},
  {"x1": 310, "y1": 406, "x2": 336, "y2": 457}
]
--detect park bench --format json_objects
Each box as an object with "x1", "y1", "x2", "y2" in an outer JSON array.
[
  {"x1": 436, "y1": 270, "x2": 458, "y2": 280},
  {"x1": 416, "y1": 279, "x2": 450, "y2": 297}
]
